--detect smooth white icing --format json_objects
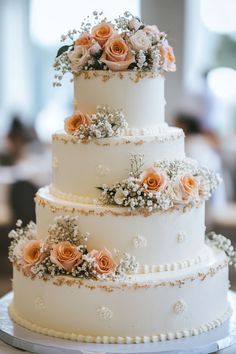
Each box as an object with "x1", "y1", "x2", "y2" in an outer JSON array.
[
  {"x1": 36, "y1": 187, "x2": 206, "y2": 269},
  {"x1": 51, "y1": 128, "x2": 185, "y2": 199},
  {"x1": 74, "y1": 72, "x2": 166, "y2": 130},
  {"x1": 10, "y1": 249, "x2": 230, "y2": 342}
]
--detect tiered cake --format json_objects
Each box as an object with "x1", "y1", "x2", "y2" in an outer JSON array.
[{"x1": 9, "y1": 13, "x2": 232, "y2": 344}]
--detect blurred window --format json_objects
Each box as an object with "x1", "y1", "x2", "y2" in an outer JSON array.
[
  {"x1": 200, "y1": 0, "x2": 236, "y2": 33},
  {"x1": 30, "y1": 0, "x2": 140, "y2": 47}
]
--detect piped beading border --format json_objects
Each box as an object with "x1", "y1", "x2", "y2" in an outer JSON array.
[{"x1": 8, "y1": 303, "x2": 232, "y2": 344}]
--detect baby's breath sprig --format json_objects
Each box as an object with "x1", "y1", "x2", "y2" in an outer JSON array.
[
  {"x1": 72, "y1": 105, "x2": 128, "y2": 139},
  {"x1": 206, "y1": 232, "x2": 236, "y2": 267},
  {"x1": 129, "y1": 154, "x2": 144, "y2": 178},
  {"x1": 116, "y1": 253, "x2": 139, "y2": 276},
  {"x1": 47, "y1": 215, "x2": 84, "y2": 246},
  {"x1": 8, "y1": 220, "x2": 36, "y2": 263}
]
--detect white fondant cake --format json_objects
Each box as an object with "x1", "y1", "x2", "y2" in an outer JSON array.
[{"x1": 9, "y1": 13, "x2": 231, "y2": 344}]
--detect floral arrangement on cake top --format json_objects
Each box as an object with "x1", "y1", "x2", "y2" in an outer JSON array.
[
  {"x1": 8, "y1": 217, "x2": 138, "y2": 281},
  {"x1": 99, "y1": 155, "x2": 221, "y2": 213},
  {"x1": 53, "y1": 11, "x2": 176, "y2": 86},
  {"x1": 64, "y1": 105, "x2": 128, "y2": 139}
]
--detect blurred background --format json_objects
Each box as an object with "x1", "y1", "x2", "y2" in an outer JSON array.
[{"x1": 1, "y1": 0, "x2": 236, "y2": 296}]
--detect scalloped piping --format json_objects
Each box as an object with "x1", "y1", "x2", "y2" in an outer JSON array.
[{"x1": 8, "y1": 303, "x2": 232, "y2": 344}]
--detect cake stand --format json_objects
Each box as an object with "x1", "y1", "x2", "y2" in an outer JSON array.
[{"x1": 1, "y1": 292, "x2": 236, "y2": 354}]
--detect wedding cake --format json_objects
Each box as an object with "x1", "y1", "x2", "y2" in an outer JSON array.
[{"x1": 8, "y1": 12, "x2": 233, "y2": 344}]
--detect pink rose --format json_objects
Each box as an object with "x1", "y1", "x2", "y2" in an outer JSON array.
[
  {"x1": 50, "y1": 242, "x2": 83, "y2": 272},
  {"x1": 89, "y1": 248, "x2": 117, "y2": 275},
  {"x1": 100, "y1": 34, "x2": 135, "y2": 71}
]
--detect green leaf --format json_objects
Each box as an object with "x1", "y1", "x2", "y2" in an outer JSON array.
[
  {"x1": 56, "y1": 45, "x2": 71, "y2": 58},
  {"x1": 96, "y1": 187, "x2": 104, "y2": 191}
]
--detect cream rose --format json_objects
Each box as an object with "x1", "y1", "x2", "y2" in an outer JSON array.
[
  {"x1": 90, "y1": 248, "x2": 117, "y2": 275},
  {"x1": 50, "y1": 241, "x2": 83, "y2": 272},
  {"x1": 74, "y1": 33, "x2": 93, "y2": 48},
  {"x1": 68, "y1": 46, "x2": 90, "y2": 72},
  {"x1": 64, "y1": 112, "x2": 91, "y2": 134},
  {"x1": 100, "y1": 34, "x2": 135, "y2": 71},
  {"x1": 159, "y1": 44, "x2": 176, "y2": 72},
  {"x1": 114, "y1": 188, "x2": 126, "y2": 205},
  {"x1": 91, "y1": 22, "x2": 114, "y2": 46},
  {"x1": 130, "y1": 30, "x2": 151, "y2": 51},
  {"x1": 139, "y1": 168, "x2": 167, "y2": 192}
]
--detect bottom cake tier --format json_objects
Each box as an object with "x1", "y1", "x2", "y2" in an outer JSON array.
[{"x1": 9, "y1": 246, "x2": 231, "y2": 344}]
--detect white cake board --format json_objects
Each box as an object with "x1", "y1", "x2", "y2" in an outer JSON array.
[{"x1": 1, "y1": 292, "x2": 236, "y2": 354}]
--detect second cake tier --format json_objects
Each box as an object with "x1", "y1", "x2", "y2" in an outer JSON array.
[
  {"x1": 52, "y1": 128, "x2": 185, "y2": 200},
  {"x1": 36, "y1": 187, "x2": 206, "y2": 273}
]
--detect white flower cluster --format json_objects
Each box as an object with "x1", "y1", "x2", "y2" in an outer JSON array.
[
  {"x1": 74, "y1": 106, "x2": 128, "y2": 139},
  {"x1": 8, "y1": 220, "x2": 36, "y2": 262},
  {"x1": 206, "y1": 232, "x2": 236, "y2": 267},
  {"x1": 99, "y1": 156, "x2": 221, "y2": 213},
  {"x1": 116, "y1": 252, "x2": 139, "y2": 276},
  {"x1": 47, "y1": 215, "x2": 89, "y2": 246}
]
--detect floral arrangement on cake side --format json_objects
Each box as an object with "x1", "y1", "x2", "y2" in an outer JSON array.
[
  {"x1": 53, "y1": 11, "x2": 176, "y2": 86},
  {"x1": 64, "y1": 106, "x2": 128, "y2": 139},
  {"x1": 9, "y1": 217, "x2": 138, "y2": 281},
  {"x1": 98, "y1": 155, "x2": 221, "y2": 213}
]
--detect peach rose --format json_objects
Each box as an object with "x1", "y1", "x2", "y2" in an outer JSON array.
[
  {"x1": 68, "y1": 45, "x2": 90, "y2": 72},
  {"x1": 74, "y1": 33, "x2": 93, "y2": 48},
  {"x1": 90, "y1": 248, "x2": 117, "y2": 275},
  {"x1": 91, "y1": 22, "x2": 114, "y2": 46},
  {"x1": 22, "y1": 240, "x2": 44, "y2": 265},
  {"x1": 50, "y1": 241, "x2": 83, "y2": 272},
  {"x1": 174, "y1": 175, "x2": 199, "y2": 204},
  {"x1": 22, "y1": 240, "x2": 46, "y2": 275},
  {"x1": 64, "y1": 112, "x2": 91, "y2": 134},
  {"x1": 159, "y1": 44, "x2": 176, "y2": 72},
  {"x1": 139, "y1": 168, "x2": 167, "y2": 192},
  {"x1": 100, "y1": 35, "x2": 135, "y2": 71},
  {"x1": 180, "y1": 175, "x2": 199, "y2": 198}
]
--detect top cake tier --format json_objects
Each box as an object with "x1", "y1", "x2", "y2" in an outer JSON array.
[{"x1": 73, "y1": 72, "x2": 166, "y2": 131}]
